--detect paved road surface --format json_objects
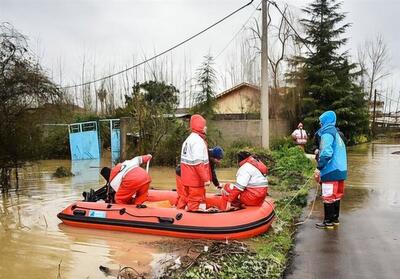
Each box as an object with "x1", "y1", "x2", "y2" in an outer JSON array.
[{"x1": 286, "y1": 142, "x2": 400, "y2": 279}]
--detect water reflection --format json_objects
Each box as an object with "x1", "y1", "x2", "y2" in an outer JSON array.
[
  {"x1": 58, "y1": 224, "x2": 170, "y2": 278},
  {"x1": 3, "y1": 141, "x2": 398, "y2": 278},
  {"x1": 0, "y1": 161, "x2": 218, "y2": 278},
  {"x1": 286, "y1": 140, "x2": 400, "y2": 279},
  {"x1": 71, "y1": 159, "x2": 102, "y2": 186}
]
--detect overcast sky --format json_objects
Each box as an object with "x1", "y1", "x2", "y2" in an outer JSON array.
[{"x1": 1, "y1": 0, "x2": 400, "y2": 108}]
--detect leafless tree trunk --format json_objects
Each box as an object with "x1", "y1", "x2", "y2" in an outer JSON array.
[
  {"x1": 97, "y1": 84, "x2": 107, "y2": 115},
  {"x1": 358, "y1": 34, "x2": 390, "y2": 101},
  {"x1": 93, "y1": 59, "x2": 98, "y2": 115},
  {"x1": 248, "y1": 3, "x2": 296, "y2": 89}
]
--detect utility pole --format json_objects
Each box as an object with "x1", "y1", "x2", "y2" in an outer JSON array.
[
  {"x1": 120, "y1": 117, "x2": 130, "y2": 162},
  {"x1": 261, "y1": 0, "x2": 270, "y2": 148},
  {"x1": 372, "y1": 89, "x2": 377, "y2": 138}
]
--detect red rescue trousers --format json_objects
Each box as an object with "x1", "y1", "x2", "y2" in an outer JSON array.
[
  {"x1": 176, "y1": 175, "x2": 206, "y2": 211},
  {"x1": 321, "y1": 180, "x2": 345, "y2": 203},
  {"x1": 115, "y1": 168, "x2": 151, "y2": 205},
  {"x1": 185, "y1": 186, "x2": 206, "y2": 211},
  {"x1": 175, "y1": 175, "x2": 187, "y2": 209},
  {"x1": 219, "y1": 183, "x2": 268, "y2": 210}
]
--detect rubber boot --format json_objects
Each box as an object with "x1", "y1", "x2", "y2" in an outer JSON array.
[
  {"x1": 332, "y1": 200, "x2": 340, "y2": 225},
  {"x1": 316, "y1": 203, "x2": 334, "y2": 229}
]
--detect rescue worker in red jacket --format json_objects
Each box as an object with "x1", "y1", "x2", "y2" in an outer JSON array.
[
  {"x1": 175, "y1": 146, "x2": 224, "y2": 209},
  {"x1": 220, "y1": 151, "x2": 268, "y2": 211},
  {"x1": 107, "y1": 154, "x2": 152, "y2": 205},
  {"x1": 180, "y1": 114, "x2": 211, "y2": 211}
]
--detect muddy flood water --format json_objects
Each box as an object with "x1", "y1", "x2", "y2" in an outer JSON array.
[
  {"x1": 2, "y1": 141, "x2": 399, "y2": 278},
  {"x1": 0, "y1": 159, "x2": 236, "y2": 278},
  {"x1": 286, "y1": 140, "x2": 400, "y2": 279}
]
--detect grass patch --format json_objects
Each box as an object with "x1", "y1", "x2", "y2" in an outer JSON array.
[{"x1": 165, "y1": 143, "x2": 315, "y2": 279}]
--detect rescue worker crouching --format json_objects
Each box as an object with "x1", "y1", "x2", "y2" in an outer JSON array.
[
  {"x1": 180, "y1": 114, "x2": 211, "y2": 211},
  {"x1": 102, "y1": 154, "x2": 152, "y2": 205},
  {"x1": 314, "y1": 111, "x2": 347, "y2": 229},
  {"x1": 175, "y1": 146, "x2": 224, "y2": 209},
  {"x1": 220, "y1": 151, "x2": 268, "y2": 211}
]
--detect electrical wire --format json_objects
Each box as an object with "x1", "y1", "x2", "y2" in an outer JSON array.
[
  {"x1": 374, "y1": 91, "x2": 400, "y2": 126},
  {"x1": 267, "y1": 0, "x2": 314, "y2": 55},
  {"x1": 376, "y1": 92, "x2": 400, "y2": 105},
  {"x1": 60, "y1": 0, "x2": 254, "y2": 89},
  {"x1": 215, "y1": 0, "x2": 262, "y2": 60}
]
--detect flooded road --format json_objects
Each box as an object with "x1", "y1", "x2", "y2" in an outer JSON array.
[
  {"x1": 286, "y1": 141, "x2": 400, "y2": 279},
  {"x1": 0, "y1": 159, "x2": 236, "y2": 278}
]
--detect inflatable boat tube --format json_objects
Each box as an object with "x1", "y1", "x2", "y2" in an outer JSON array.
[{"x1": 57, "y1": 190, "x2": 275, "y2": 240}]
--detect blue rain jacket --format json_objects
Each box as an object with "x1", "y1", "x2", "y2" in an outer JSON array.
[{"x1": 316, "y1": 111, "x2": 347, "y2": 182}]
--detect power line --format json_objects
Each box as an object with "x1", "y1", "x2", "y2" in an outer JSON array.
[
  {"x1": 376, "y1": 92, "x2": 400, "y2": 106},
  {"x1": 61, "y1": 0, "x2": 254, "y2": 90},
  {"x1": 215, "y1": 0, "x2": 262, "y2": 60},
  {"x1": 267, "y1": 0, "x2": 314, "y2": 55}
]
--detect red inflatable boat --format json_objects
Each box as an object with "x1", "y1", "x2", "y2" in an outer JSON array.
[{"x1": 57, "y1": 190, "x2": 275, "y2": 240}]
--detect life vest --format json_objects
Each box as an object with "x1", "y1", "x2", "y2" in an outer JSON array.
[
  {"x1": 234, "y1": 156, "x2": 268, "y2": 190},
  {"x1": 239, "y1": 156, "x2": 268, "y2": 175}
]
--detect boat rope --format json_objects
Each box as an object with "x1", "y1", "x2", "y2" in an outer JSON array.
[
  {"x1": 294, "y1": 182, "x2": 320, "y2": 226},
  {"x1": 72, "y1": 204, "x2": 121, "y2": 212},
  {"x1": 270, "y1": 174, "x2": 316, "y2": 223},
  {"x1": 120, "y1": 208, "x2": 166, "y2": 220},
  {"x1": 72, "y1": 204, "x2": 168, "y2": 220}
]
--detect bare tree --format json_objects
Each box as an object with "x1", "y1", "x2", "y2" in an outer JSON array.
[
  {"x1": 0, "y1": 23, "x2": 61, "y2": 190},
  {"x1": 248, "y1": 3, "x2": 296, "y2": 89},
  {"x1": 222, "y1": 25, "x2": 261, "y2": 89},
  {"x1": 358, "y1": 34, "x2": 390, "y2": 101}
]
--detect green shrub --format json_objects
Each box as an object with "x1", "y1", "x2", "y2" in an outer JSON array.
[
  {"x1": 172, "y1": 142, "x2": 315, "y2": 279},
  {"x1": 220, "y1": 142, "x2": 275, "y2": 168},
  {"x1": 271, "y1": 146, "x2": 313, "y2": 179},
  {"x1": 152, "y1": 121, "x2": 188, "y2": 166},
  {"x1": 352, "y1": 134, "x2": 369, "y2": 144},
  {"x1": 40, "y1": 126, "x2": 70, "y2": 159},
  {"x1": 270, "y1": 137, "x2": 296, "y2": 151},
  {"x1": 53, "y1": 166, "x2": 74, "y2": 178}
]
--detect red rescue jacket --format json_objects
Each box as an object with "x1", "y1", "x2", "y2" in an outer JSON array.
[
  {"x1": 109, "y1": 155, "x2": 152, "y2": 191},
  {"x1": 239, "y1": 156, "x2": 268, "y2": 175},
  {"x1": 180, "y1": 115, "x2": 211, "y2": 187}
]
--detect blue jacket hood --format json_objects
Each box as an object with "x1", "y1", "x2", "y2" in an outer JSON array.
[{"x1": 319, "y1": 111, "x2": 336, "y2": 127}]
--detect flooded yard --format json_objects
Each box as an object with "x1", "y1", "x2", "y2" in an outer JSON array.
[{"x1": 0, "y1": 159, "x2": 236, "y2": 278}]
